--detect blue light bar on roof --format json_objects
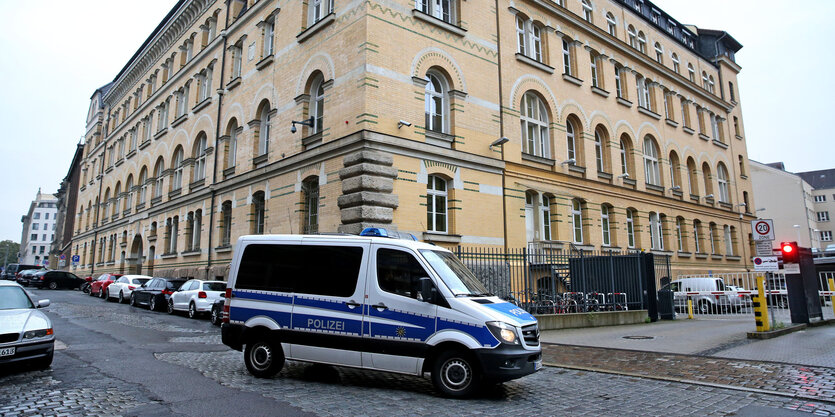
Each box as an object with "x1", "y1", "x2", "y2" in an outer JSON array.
[{"x1": 359, "y1": 227, "x2": 418, "y2": 241}]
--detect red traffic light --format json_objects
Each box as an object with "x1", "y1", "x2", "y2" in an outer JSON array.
[
  {"x1": 781, "y1": 244, "x2": 794, "y2": 253},
  {"x1": 780, "y1": 241, "x2": 799, "y2": 264}
]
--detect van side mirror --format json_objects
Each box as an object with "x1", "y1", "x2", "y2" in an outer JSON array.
[{"x1": 418, "y1": 277, "x2": 436, "y2": 304}]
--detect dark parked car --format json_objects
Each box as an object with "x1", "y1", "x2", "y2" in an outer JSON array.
[
  {"x1": 16, "y1": 269, "x2": 42, "y2": 286},
  {"x1": 2, "y1": 264, "x2": 43, "y2": 281},
  {"x1": 28, "y1": 271, "x2": 85, "y2": 290},
  {"x1": 129, "y1": 277, "x2": 187, "y2": 311},
  {"x1": 210, "y1": 298, "x2": 224, "y2": 326}
]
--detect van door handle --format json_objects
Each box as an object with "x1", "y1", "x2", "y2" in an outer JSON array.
[
  {"x1": 371, "y1": 303, "x2": 388, "y2": 311},
  {"x1": 344, "y1": 301, "x2": 361, "y2": 309}
]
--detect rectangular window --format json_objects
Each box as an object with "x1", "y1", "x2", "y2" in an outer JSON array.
[
  {"x1": 818, "y1": 212, "x2": 830, "y2": 222},
  {"x1": 31, "y1": 233, "x2": 37, "y2": 241},
  {"x1": 33, "y1": 223, "x2": 39, "y2": 231},
  {"x1": 263, "y1": 20, "x2": 274, "y2": 56},
  {"x1": 562, "y1": 39, "x2": 572, "y2": 76},
  {"x1": 590, "y1": 53, "x2": 599, "y2": 88},
  {"x1": 232, "y1": 45, "x2": 242, "y2": 79},
  {"x1": 815, "y1": 195, "x2": 826, "y2": 203},
  {"x1": 614, "y1": 66, "x2": 623, "y2": 98},
  {"x1": 729, "y1": 82, "x2": 736, "y2": 102},
  {"x1": 822, "y1": 231, "x2": 832, "y2": 242}
]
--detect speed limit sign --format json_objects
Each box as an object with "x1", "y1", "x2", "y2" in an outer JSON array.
[{"x1": 751, "y1": 219, "x2": 775, "y2": 241}]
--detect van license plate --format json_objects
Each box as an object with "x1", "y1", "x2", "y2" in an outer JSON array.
[
  {"x1": 0, "y1": 347, "x2": 15, "y2": 357},
  {"x1": 534, "y1": 360, "x2": 542, "y2": 371}
]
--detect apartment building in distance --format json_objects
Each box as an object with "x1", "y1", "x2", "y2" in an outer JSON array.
[
  {"x1": 797, "y1": 169, "x2": 835, "y2": 250},
  {"x1": 750, "y1": 161, "x2": 819, "y2": 250},
  {"x1": 70, "y1": 0, "x2": 755, "y2": 280},
  {"x1": 20, "y1": 190, "x2": 59, "y2": 266}
]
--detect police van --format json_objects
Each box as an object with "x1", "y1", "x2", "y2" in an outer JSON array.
[{"x1": 221, "y1": 228, "x2": 541, "y2": 397}]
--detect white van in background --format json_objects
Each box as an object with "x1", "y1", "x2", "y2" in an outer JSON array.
[
  {"x1": 667, "y1": 277, "x2": 746, "y2": 313},
  {"x1": 221, "y1": 228, "x2": 542, "y2": 397}
]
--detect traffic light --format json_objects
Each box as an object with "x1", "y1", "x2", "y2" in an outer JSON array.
[{"x1": 780, "y1": 241, "x2": 798, "y2": 263}]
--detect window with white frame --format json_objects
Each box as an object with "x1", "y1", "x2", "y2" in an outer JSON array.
[
  {"x1": 708, "y1": 76, "x2": 715, "y2": 94},
  {"x1": 192, "y1": 210, "x2": 202, "y2": 250},
  {"x1": 688, "y1": 64, "x2": 695, "y2": 83},
  {"x1": 562, "y1": 38, "x2": 574, "y2": 76},
  {"x1": 540, "y1": 194, "x2": 551, "y2": 240},
  {"x1": 128, "y1": 128, "x2": 137, "y2": 151},
  {"x1": 626, "y1": 209, "x2": 636, "y2": 248},
  {"x1": 302, "y1": 178, "x2": 319, "y2": 234},
  {"x1": 571, "y1": 199, "x2": 584, "y2": 244},
  {"x1": 565, "y1": 119, "x2": 577, "y2": 161},
  {"x1": 143, "y1": 118, "x2": 151, "y2": 144},
  {"x1": 221, "y1": 201, "x2": 232, "y2": 246},
  {"x1": 821, "y1": 230, "x2": 832, "y2": 242},
  {"x1": 693, "y1": 220, "x2": 701, "y2": 253},
  {"x1": 594, "y1": 129, "x2": 604, "y2": 172},
  {"x1": 416, "y1": 0, "x2": 455, "y2": 24},
  {"x1": 643, "y1": 136, "x2": 660, "y2": 186},
  {"x1": 263, "y1": 18, "x2": 274, "y2": 56},
  {"x1": 310, "y1": 75, "x2": 325, "y2": 134},
  {"x1": 153, "y1": 161, "x2": 164, "y2": 199},
  {"x1": 425, "y1": 72, "x2": 448, "y2": 134},
  {"x1": 581, "y1": 0, "x2": 593, "y2": 23},
  {"x1": 198, "y1": 67, "x2": 212, "y2": 101},
  {"x1": 231, "y1": 43, "x2": 243, "y2": 79},
  {"x1": 227, "y1": 122, "x2": 238, "y2": 169},
  {"x1": 171, "y1": 149, "x2": 184, "y2": 191},
  {"x1": 614, "y1": 64, "x2": 624, "y2": 98},
  {"x1": 649, "y1": 212, "x2": 663, "y2": 250},
  {"x1": 138, "y1": 169, "x2": 147, "y2": 205},
  {"x1": 125, "y1": 177, "x2": 133, "y2": 210},
  {"x1": 815, "y1": 195, "x2": 826, "y2": 203},
  {"x1": 654, "y1": 42, "x2": 663, "y2": 64},
  {"x1": 818, "y1": 211, "x2": 830, "y2": 222},
  {"x1": 619, "y1": 139, "x2": 629, "y2": 176},
  {"x1": 676, "y1": 217, "x2": 684, "y2": 251},
  {"x1": 515, "y1": 16, "x2": 542, "y2": 62},
  {"x1": 708, "y1": 223, "x2": 717, "y2": 254},
  {"x1": 606, "y1": 12, "x2": 616, "y2": 36},
  {"x1": 252, "y1": 192, "x2": 265, "y2": 234},
  {"x1": 724, "y1": 225, "x2": 733, "y2": 256},
  {"x1": 193, "y1": 135, "x2": 207, "y2": 182},
  {"x1": 636, "y1": 76, "x2": 650, "y2": 109},
  {"x1": 637, "y1": 31, "x2": 646, "y2": 54},
  {"x1": 717, "y1": 164, "x2": 729, "y2": 203},
  {"x1": 710, "y1": 114, "x2": 720, "y2": 141},
  {"x1": 516, "y1": 16, "x2": 527, "y2": 56},
  {"x1": 671, "y1": 53, "x2": 680, "y2": 73},
  {"x1": 158, "y1": 100, "x2": 169, "y2": 130},
  {"x1": 590, "y1": 52, "x2": 601, "y2": 88},
  {"x1": 601, "y1": 204, "x2": 611, "y2": 246},
  {"x1": 627, "y1": 25, "x2": 637, "y2": 49},
  {"x1": 427, "y1": 175, "x2": 448, "y2": 233},
  {"x1": 258, "y1": 104, "x2": 270, "y2": 155},
  {"x1": 520, "y1": 92, "x2": 550, "y2": 158},
  {"x1": 702, "y1": 71, "x2": 709, "y2": 90}
]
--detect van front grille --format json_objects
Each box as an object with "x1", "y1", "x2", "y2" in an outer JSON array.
[{"x1": 521, "y1": 324, "x2": 539, "y2": 347}]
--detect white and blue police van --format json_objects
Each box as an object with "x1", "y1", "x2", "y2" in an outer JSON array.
[{"x1": 221, "y1": 228, "x2": 541, "y2": 397}]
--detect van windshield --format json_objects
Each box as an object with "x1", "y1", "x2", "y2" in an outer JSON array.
[{"x1": 419, "y1": 250, "x2": 490, "y2": 297}]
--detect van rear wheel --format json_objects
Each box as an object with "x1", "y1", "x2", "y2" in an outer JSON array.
[
  {"x1": 244, "y1": 338, "x2": 284, "y2": 378},
  {"x1": 431, "y1": 350, "x2": 480, "y2": 398}
]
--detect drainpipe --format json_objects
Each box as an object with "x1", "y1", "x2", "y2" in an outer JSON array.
[{"x1": 495, "y1": 0, "x2": 508, "y2": 252}]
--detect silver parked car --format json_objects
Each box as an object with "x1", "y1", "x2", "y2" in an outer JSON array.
[{"x1": 0, "y1": 281, "x2": 55, "y2": 369}]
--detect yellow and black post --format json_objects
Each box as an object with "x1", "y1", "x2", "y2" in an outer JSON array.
[{"x1": 752, "y1": 275, "x2": 770, "y2": 332}]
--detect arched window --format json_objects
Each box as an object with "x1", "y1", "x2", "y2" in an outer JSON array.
[
  {"x1": 671, "y1": 53, "x2": 680, "y2": 73},
  {"x1": 675, "y1": 217, "x2": 686, "y2": 252},
  {"x1": 708, "y1": 75, "x2": 715, "y2": 94},
  {"x1": 627, "y1": 25, "x2": 637, "y2": 49},
  {"x1": 702, "y1": 162, "x2": 714, "y2": 197},
  {"x1": 625, "y1": 208, "x2": 636, "y2": 248},
  {"x1": 171, "y1": 147, "x2": 184, "y2": 191},
  {"x1": 541, "y1": 194, "x2": 552, "y2": 240},
  {"x1": 124, "y1": 176, "x2": 134, "y2": 212},
  {"x1": 601, "y1": 204, "x2": 611, "y2": 246},
  {"x1": 594, "y1": 126, "x2": 608, "y2": 173},
  {"x1": 153, "y1": 158, "x2": 165, "y2": 199},
  {"x1": 192, "y1": 209, "x2": 202, "y2": 250},
  {"x1": 687, "y1": 64, "x2": 695, "y2": 83},
  {"x1": 717, "y1": 163, "x2": 730, "y2": 203},
  {"x1": 425, "y1": 71, "x2": 449, "y2": 134},
  {"x1": 226, "y1": 119, "x2": 238, "y2": 169},
  {"x1": 566, "y1": 118, "x2": 577, "y2": 161},
  {"x1": 619, "y1": 135, "x2": 632, "y2": 177},
  {"x1": 571, "y1": 199, "x2": 584, "y2": 244},
  {"x1": 605, "y1": 12, "x2": 616, "y2": 36},
  {"x1": 637, "y1": 31, "x2": 646, "y2": 53},
  {"x1": 654, "y1": 42, "x2": 663, "y2": 64},
  {"x1": 258, "y1": 102, "x2": 271, "y2": 156},
  {"x1": 138, "y1": 167, "x2": 148, "y2": 205},
  {"x1": 220, "y1": 201, "x2": 233, "y2": 246},
  {"x1": 581, "y1": 0, "x2": 593, "y2": 23},
  {"x1": 686, "y1": 157, "x2": 698, "y2": 196},
  {"x1": 427, "y1": 175, "x2": 448, "y2": 233},
  {"x1": 668, "y1": 151, "x2": 681, "y2": 189},
  {"x1": 708, "y1": 222, "x2": 718, "y2": 254},
  {"x1": 193, "y1": 133, "x2": 207, "y2": 182},
  {"x1": 302, "y1": 177, "x2": 320, "y2": 234},
  {"x1": 309, "y1": 74, "x2": 325, "y2": 134},
  {"x1": 724, "y1": 225, "x2": 733, "y2": 256},
  {"x1": 702, "y1": 71, "x2": 710, "y2": 90},
  {"x1": 252, "y1": 191, "x2": 265, "y2": 234},
  {"x1": 112, "y1": 183, "x2": 121, "y2": 218},
  {"x1": 643, "y1": 136, "x2": 660, "y2": 186},
  {"x1": 520, "y1": 92, "x2": 550, "y2": 158}
]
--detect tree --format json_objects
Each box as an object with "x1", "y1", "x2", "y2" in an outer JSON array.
[{"x1": 1, "y1": 240, "x2": 21, "y2": 267}]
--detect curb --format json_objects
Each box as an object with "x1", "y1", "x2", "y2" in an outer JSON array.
[
  {"x1": 542, "y1": 361, "x2": 835, "y2": 406},
  {"x1": 747, "y1": 318, "x2": 835, "y2": 339}
]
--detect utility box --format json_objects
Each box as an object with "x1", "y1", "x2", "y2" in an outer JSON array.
[{"x1": 785, "y1": 247, "x2": 823, "y2": 323}]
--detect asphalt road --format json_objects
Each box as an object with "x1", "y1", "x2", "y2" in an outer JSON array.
[{"x1": 1, "y1": 288, "x2": 829, "y2": 416}]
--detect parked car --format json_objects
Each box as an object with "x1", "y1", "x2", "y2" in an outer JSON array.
[
  {"x1": 89, "y1": 273, "x2": 123, "y2": 298},
  {"x1": 16, "y1": 269, "x2": 42, "y2": 287},
  {"x1": 105, "y1": 275, "x2": 152, "y2": 303},
  {"x1": 0, "y1": 281, "x2": 54, "y2": 369},
  {"x1": 210, "y1": 298, "x2": 224, "y2": 326},
  {"x1": 130, "y1": 277, "x2": 187, "y2": 311},
  {"x1": 28, "y1": 270, "x2": 85, "y2": 290},
  {"x1": 2, "y1": 264, "x2": 43, "y2": 281},
  {"x1": 168, "y1": 279, "x2": 226, "y2": 318}
]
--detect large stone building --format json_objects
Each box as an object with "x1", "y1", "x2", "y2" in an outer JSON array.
[
  {"x1": 20, "y1": 190, "x2": 59, "y2": 266},
  {"x1": 70, "y1": 0, "x2": 756, "y2": 280}
]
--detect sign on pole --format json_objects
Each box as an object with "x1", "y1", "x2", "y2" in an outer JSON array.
[
  {"x1": 752, "y1": 256, "x2": 779, "y2": 271},
  {"x1": 784, "y1": 263, "x2": 801, "y2": 274},
  {"x1": 755, "y1": 241, "x2": 773, "y2": 256},
  {"x1": 751, "y1": 219, "x2": 775, "y2": 241}
]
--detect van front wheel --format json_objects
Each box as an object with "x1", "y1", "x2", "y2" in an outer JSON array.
[
  {"x1": 244, "y1": 338, "x2": 284, "y2": 378},
  {"x1": 432, "y1": 350, "x2": 480, "y2": 398}
]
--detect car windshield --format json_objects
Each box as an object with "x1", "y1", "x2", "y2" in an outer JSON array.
[
  {"x1": 203, "y1": 282, "x2": 226, "y2": 291},
  {"x1": 0, "y1": 287, "x2": 35, "y2": 309},
  {"x1": 418, "y1": 250, "x2": 489, "y2": 297}
]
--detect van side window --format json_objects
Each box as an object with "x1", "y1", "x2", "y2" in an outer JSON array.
[
  {"x1": 377, "y1": 248, "x2": 430, "y2": 299},
  {"x1": 237, "y1": 244, "x2": 363, "y2": 297}
]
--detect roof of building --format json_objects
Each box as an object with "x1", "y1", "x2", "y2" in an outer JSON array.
[{"x1": 796, "y1": 169, "x2": 835, "y2": 190}]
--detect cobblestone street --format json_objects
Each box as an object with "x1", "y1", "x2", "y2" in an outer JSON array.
[{"x1": 2, "y1": 290, "x2": 834, "y2": 416}]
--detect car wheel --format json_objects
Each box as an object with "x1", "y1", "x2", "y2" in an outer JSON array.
[
  {"x1": 82, "y1": 283, "x2": 91, "y2": 294},
  {"x1": 99, "y1": 288, "x2": 107, "y2": 299},
  {"x1": 698, "y1": 300, "x2": 711, "y2": 315},
  {"x1": 431, "y1": 349, "x2": 481, "y2": 398},
  {"x1": 188, "y1": 302, "x2": 198, "y2": 319},
  {"x1": 149, "y1": 296, "x2": 157, "y2": 311},
  {"x1": 118, "y1": 291, "x2": 125, "y2": 304},
  {"x1": 104, "y1": 289, "x2": 111, "y2": 301},
  {"x1": 210, "y1": 306, "x2": 221, "y2": 326},
  {"x1": 244, "y1": 337, "x2": 284, "y2": 378},
  {"x1": 47, "y1": 281, "x2": 58, "y2": 290},
  {"x1": 129, "y1": 294, "x2": 136, "y2": 307},
  {"x1": 167, "y1": 300, "x2": 175, "y2": 315}
]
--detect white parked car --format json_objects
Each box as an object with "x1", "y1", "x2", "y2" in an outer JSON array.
[
  {"x1": 105, "y1": 275, "x2": 152, "y2": 303},
  {"x1": 0, "y1": 281, "x2": 54, "y2": 369},
  {"x1": 168, "y1": 279, "x2": 226, "y2": 319}
]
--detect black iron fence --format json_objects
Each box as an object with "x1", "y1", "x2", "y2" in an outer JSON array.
[{"x1": 454, "y1": 244, "x2": 668, "y2": 316}]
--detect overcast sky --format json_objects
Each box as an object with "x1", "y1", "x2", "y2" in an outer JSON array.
[{"x1": 0, "y1": 0, "x2": 832, "y2": 243}]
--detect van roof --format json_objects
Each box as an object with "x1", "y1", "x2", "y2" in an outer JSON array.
[{"x1": 237, "y1": 234, "x2": 451, "y2": 253}]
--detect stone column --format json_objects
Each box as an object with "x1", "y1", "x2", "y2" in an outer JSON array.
[{"x1": 337, "y1": 150, "x2": 399, "y2": 234}]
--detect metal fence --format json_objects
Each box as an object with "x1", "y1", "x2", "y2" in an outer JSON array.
[{"x1": 454, "y1": 244, "x2": 667, "y2": 315}]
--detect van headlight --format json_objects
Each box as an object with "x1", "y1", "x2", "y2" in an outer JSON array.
[
  {"x1": 486, "y1": 321, "x2": 518, "y2": 344},
  {"x1": 23, "y1": 328, "x2": 53, "y2": 339}
]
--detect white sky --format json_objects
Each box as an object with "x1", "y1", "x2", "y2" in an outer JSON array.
[{"x1": 0, "y1": 0, "x2": 832, "y2": 243}]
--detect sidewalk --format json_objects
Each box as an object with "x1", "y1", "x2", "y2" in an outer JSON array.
[{"x1": 539, "y1": 319, "x2": 835, "y2": 406}]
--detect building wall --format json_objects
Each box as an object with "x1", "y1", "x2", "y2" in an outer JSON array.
[
  {"x1": 19, "y1": 191, "x2": 59, "y2": 266},
  {"x1": 70, "y1": 0, "x2": 756, "y2": 280},
  {"x1": 749, "y1": 160, "x2": 818, "y2": 249}
]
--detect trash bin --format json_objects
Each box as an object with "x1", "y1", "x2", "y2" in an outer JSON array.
[{"x1": 658, "y1": 277, "x2": 675, "y2": 320}]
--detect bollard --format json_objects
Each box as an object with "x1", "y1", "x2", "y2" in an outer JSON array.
[
  {"x1": 752, "y1": 276, "x2": 770, "y2": 332},
  {"x1": 830, "y1": 278, "x2": 835, "y2": 318},
  {"x1": 687, "y1": 299, "x2": 694, "y2": 319}
]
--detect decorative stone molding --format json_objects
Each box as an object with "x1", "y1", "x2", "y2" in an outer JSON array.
[{"x1": 337, "y1": 150, "x2": 399, "y2": 234}]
